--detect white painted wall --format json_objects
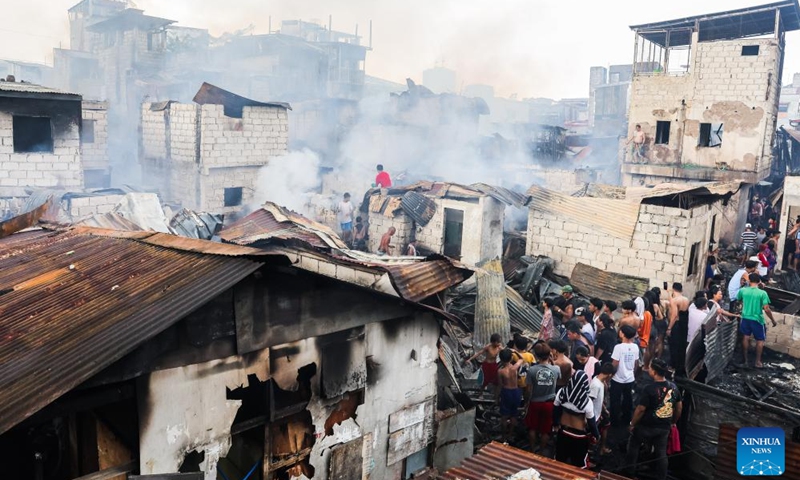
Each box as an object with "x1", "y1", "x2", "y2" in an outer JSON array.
[{"x1": 137, "y1": 350, "x2": 270, "y2": 480}]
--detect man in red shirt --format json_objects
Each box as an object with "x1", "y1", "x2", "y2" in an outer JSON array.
[{"x1": 375, "y1": 164, "x2": 392, "y2": 188}]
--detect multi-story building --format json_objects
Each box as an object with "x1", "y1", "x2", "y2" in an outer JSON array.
[
  {"x1": 621, "y1": 1, "x2": 800, "y2": 186},
  {"x1": 140, "y1": 84, "x2": 289, "y2": 213}
]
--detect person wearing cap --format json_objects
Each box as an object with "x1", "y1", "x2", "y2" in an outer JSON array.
[
  {"x1": 553, "y1": 285, "x2": 576, "y2": 322},
  {"x1": 740, "y1": 223, "x2": 758, "y2": 265}
]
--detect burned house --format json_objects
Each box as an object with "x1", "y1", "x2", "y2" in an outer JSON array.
[
  {"x1": 0, "y1": 211, "x2": 473, "y2": 480},
  {"x1": 621, "y1": 2, "x2": 800, "y2": 185},
  {"x1": 366, "y1": 182, "x2": 524, "y2": 266},
  {"x1": 81, "y1": 100, "x2": 110, "y2": 187},
  {"x1": 0, "y1": 79, "x2": 84, "y2": 193},
  {"x1": 525, "y1": 182, "x2": 743, "y2": 297},
  {"x1": 140, "y1": 83, "x2": 290, "y2": 213}
]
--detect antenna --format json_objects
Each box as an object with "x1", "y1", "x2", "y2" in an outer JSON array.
[{"x1": 369, "y1": 20, "x2": 373, "y2": 50}]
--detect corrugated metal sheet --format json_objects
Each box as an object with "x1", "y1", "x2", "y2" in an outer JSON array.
[
  {"x1": 474, "y1": 260, "x2": 510, "y2": 349},
  {"x1": 383, "y1": 258, "x2": 473, "y2": 303},
  {"x1": 440, "y1": 441, "x2": 631, "y2": 480},
  {"x1": 506, "y1": 285, "x2": 542, "y2": 334},
  {"x1": 471, "y1": 183, "x2": 529, "y2": 208},
  {"x1": 703, "y1": 319, "x2": 738, "y2": 382},
  {"x1": 401, "y1": 191, "x2": 437, "y2": 226},
  {"x1": 0, "y1": 81, "x2": 80, "y2": 99},
  {"x1": 716, "y1": 424, "x2": 800, "y2": 480},
  {"x1": 220, "y1": 202, "x2": 346, "y2": 250},
  {"x1": 192, "y1": 82, "x2": 291, "y2": 114},
  {"x1": 625, "y1": 181, "x2": 743, "y2": 202},
  {"x1": 0, "y1": 228, "x2": 266, "y2": 435},
  {"x1": 169, "y1": 209, "x2": 223, "y2": 240},
  {"x1": 570, "y1": 263, "x2": 650, "y2": 302},
  {"x1": 526, "y1": 185, "x2": 642, "y2": 241},
  {"x1": 78, "y1": 212, "x2": 144, "y2": 231},
  {"x1": 0, "y1": 196, "x2": 52, "y2": 239}
]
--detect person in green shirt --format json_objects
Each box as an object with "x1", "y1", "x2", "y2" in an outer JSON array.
[{"x1": 736, "y1": 273, "x2": 777, "y2": 368}]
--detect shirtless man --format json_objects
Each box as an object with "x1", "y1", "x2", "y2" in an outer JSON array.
[
  {"x1": 378, "y1": 227, "x2": 395, "y2": 255},
  {"x1": 464, "y1": 333, "x2": 503, "y2": 393},
  {"x1": 667, "y1": 282, "x2": 690, "y2": 373},
  {"x1": 497, "y1": 349, "x2": 525, "y2": 441},
  {"x1": 618, "y1": 300, "x2": 641, "y2": 331},
  {"x1": 548, "y1": 339, "x2": 573, "y2": 388},
  {"x1": 626, "y1": 124, "x2": 646, "y2": 163}
]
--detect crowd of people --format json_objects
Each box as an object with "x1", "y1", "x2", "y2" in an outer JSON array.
[{"x1": 464, "y1": 258, "x2": 777, "y2": 479}]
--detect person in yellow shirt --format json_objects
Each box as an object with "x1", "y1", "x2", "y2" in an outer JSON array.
[{"x1": 511, "y1": 336, "x2": 535, "y2": 392}]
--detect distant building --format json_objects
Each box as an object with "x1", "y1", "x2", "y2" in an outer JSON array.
[
  {"x1": 0, "y1": 60, "x2": 53, "y2": 87},
  {"x1": 422, "y1": 67, "x2": 456, "y2": 94},
  {"x1": 622, "y1": 2, "x2": 800, "y2": 185},
  {"x1": 140, "y1": 84, "x2": 289, "y2": 213},
  {"x1": 778, "y1": 72, "x2": 800, "y2": 128},
  {"x1": 0, "y1": 79, "x2": 84, "y2": 192}
]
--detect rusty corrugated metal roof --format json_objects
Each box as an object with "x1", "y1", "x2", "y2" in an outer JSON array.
[
  {"x1": 220, "y1": 202, "x2": 346, "y2": 250},
  {"x1": 570, "y1": 263, "x2": 650, "y2": 302},
  {"x1": 471, "y1": 183, "x2": 529, "y2": 208},
  {"x1": 0, "y1": 197, "x2": 52, "y2": 239},
  {"x1": 0, "y1": 228, "x2": 269, "y2": 435},
  {"x1": 382, "y1": 256, "x2": 473, "y2": 303},
  {"x1": 440, "y1": 442, "x2": 631, "y2": 480},
  {"x1": 193, "y1": 82, "x2": 291, "y2": 115},
  {"x1": 526, "y1": 185, "x2": 642, "y2": 241}
]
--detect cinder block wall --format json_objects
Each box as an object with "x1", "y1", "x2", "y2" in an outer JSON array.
[
  {"x1": 765, "y1": 312, "x2": 800, "y2": 358},
  {"x1": 199, "y1": 104, "x2": 288, "y2": 168},
  {"x1": 526, "y1": 202, "x2": 715, "y2": 297},
  {"x1": 0, "y1": 112, "x2": 83, "y2": 189},
  {"x1": 368, "y1": 210, "x2": 413, "y2": 254},
  {"x1": 81, "y1": 101, "x2": 109, "y2": 173}
]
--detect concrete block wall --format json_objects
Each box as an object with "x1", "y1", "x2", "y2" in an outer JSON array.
[
  {"x1": 764, "y1": 312, "x2": 800, "y2": 358},
  {"x1": 0, "y1": 112, "x2": 83, "y2": 189},
  {"x1": 141, "y1": 104, "x2": 167, "y2": 159},
  {"x1": 200, "y1": 166, "x2": 261, "y2": 213},
  {"x1": 368, "y1": 210, "x2": 413, "y2": 254},
  {"x1": 65, "y1": 194, "x2": 125, "y2": 219},
  {"x1": 81, "y1": 101, "x2": 109, "y2": 172},
  {"x1": 526, "y1": 201, "x2": 715, "y2": 298},
  {"x1": 627, "y1": 38, "x2": 780, "y2": 179},
  {"x1": 199, "y1": 104, "x2": 288, "y2": 168},
  {"x1": 170, "y1": 104, "x2": 198, "y2": 163}
]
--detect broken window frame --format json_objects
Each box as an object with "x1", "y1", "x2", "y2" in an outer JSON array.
[
  {"x1": 12, "y1": 115, "x2": 54, "y2": 153},
  {"x1": 655, "y1": 120, "x2": 671, "y2": 145},
  {"x1": 698, "y1": 122, "x2": 723, "y2": 148}
]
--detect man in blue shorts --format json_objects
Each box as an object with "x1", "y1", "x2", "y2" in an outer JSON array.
[
  {"x1": 497, "y1": 348, "x2": 525, "y2": 442},
  {"x1": 336, "y1": 192, "x2": 355, "y2": 246},
  {"x1": 736, "y1": 273, "x2": 777, "y2": 368}
]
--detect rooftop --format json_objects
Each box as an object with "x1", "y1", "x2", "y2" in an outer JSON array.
[
  {"x1": 0, "y1": 227, "x2": 280, "y2": 435},
  {"x1": 87, "y1": 8, "x2": 176, "y2": 34},
  {"x1": 630, "y1": 0, "x2": 800, "y2": 47},
  {"x1": 0, "y1": 81, "x2": 81, "y2": 101},
  {"x1": 192, "y1": 82, "x2": 291, "y2": 117}
]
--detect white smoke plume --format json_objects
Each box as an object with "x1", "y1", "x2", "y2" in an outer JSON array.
[{"x1": 253, "y1": 148, "x2": 321, "y2": 215}]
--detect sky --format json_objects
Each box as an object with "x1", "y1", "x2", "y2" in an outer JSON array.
[{"x1": 2, "y1": 0, "x2": 800, "y2": 99}]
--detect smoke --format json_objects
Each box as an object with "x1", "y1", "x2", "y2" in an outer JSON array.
[{"x1": 252, "y1": 148, "x2": 321, "y2": 214}]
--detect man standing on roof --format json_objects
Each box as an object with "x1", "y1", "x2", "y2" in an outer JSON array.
[
  {"x1": 336, "y1": 193, "x2": 355, "y2": 246},
  {"x1": 375, "y1": 164, "x2": 392, "y2": 188},
  {"x1": 378, "y1": 227, "x2": 395, "y2": 255}
]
